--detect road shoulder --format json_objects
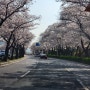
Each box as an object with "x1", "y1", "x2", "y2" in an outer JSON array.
[{"x1": 0, "y1": 55, "x2": 27, "y2": 67}]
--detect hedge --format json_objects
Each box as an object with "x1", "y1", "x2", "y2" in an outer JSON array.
[{"x1": 48, "y1": 54, "x2": 90, "y2": 65}]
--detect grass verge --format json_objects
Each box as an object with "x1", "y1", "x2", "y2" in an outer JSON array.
[{"x1": 48, "y1": 54, "x2": 90, "y2": 65}]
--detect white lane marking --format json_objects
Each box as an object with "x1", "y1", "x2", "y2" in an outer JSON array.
[
  {"x1": 76, "y1": 79, "x2": 89, "y2": 90},
  {"x1": 20, "y1": 64, "x2": 37, "y2": 78},
  {"x1": 66, "y1": 68, "x2": 89, "y2": 90},
  {"x1": 20, "y1": 71, "x2": 30, "y2": 78}
]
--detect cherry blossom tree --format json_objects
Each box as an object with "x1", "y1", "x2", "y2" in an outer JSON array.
[
  {"x1": 57, "y1": 0, "x2": 90, "y2": 7},
  {"x1": 0, "y1": 0, "x2": 33, "y2": 27},
  {"x1": 60, "y1": 4, "x2": 90, "y2": 56},
  {"x1": 0, "y1": 8, "x2": 39, "y2": 61}
]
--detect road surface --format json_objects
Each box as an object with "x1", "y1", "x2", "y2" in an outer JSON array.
[{"x1": 0, "y1": 55, "x2": 90, "y2": 90}]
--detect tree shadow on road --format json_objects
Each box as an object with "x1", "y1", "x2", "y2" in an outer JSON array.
[{"x1": 4, "y1": 61, "x2": 86, "y2": 90}]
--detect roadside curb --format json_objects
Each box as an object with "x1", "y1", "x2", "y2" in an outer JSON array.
[{"x1": 0, "y1": 56, "x2": 27, "y2": 67}]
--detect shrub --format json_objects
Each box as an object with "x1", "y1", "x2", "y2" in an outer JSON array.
[{"x1": 48, "y1": 54, "x2": 90, "y2": 65}]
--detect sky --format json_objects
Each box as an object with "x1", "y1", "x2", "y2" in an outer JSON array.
[{"x1": 30, "y1": 0, "x2": 61, "y2": 44}]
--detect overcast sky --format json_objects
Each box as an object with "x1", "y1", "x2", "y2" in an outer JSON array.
[{"x1": 30, "y1": 0, "x2": 61, "y2": 44}]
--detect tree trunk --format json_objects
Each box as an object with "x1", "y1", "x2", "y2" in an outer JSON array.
[
  {"x1": 81, "y1": 39, "x2": 90, "y2": 57},
  {"x1": 19, "y1": 45, "x2": 22, "y2": 58},
  {"x1": 15, "y1": 45, "x2": 19, "y2": 59},
  {"x1": 22, "y1": 45, "x2": 25, "y2": 57},
  {"x1": 11, "y1": 47, "x2": 15, "y2": 60},
  {"x1": 0, "y1": 19, "x2": 4, "y2": 27},
  {"x1": 4, "y1": 46, "x2": 9, "y2": 61}
]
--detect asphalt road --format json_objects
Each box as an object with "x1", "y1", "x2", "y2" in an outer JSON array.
[{"x1": 0, "y1": 55, "x2": 90, "y2": 90}]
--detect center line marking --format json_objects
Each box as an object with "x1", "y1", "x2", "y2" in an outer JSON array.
[{"x1": 20, "y1": 71, "x2": 30, "y2": 78}]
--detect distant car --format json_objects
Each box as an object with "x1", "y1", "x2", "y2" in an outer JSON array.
[
  {"x1": 34, "y1": 53, "x2": 40, "y2": 57},
  {"x1": 0, "y1": 50, "x2": 5, "y2": 60},
  {"x1": 40, "y1": 53, "x2": 47, "y2": 59},
  {"x1": 0, "y1": 50, "x2": 11, "y2": 60}
]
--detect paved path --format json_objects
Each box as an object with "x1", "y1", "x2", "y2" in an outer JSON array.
[{"x1": 0, "y1": 56, "x2": 90, "y2": 90}]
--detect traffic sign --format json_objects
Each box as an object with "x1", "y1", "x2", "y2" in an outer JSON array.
[{"x1": 36, "y1": 42, "x2": 40, "y2": 46}]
